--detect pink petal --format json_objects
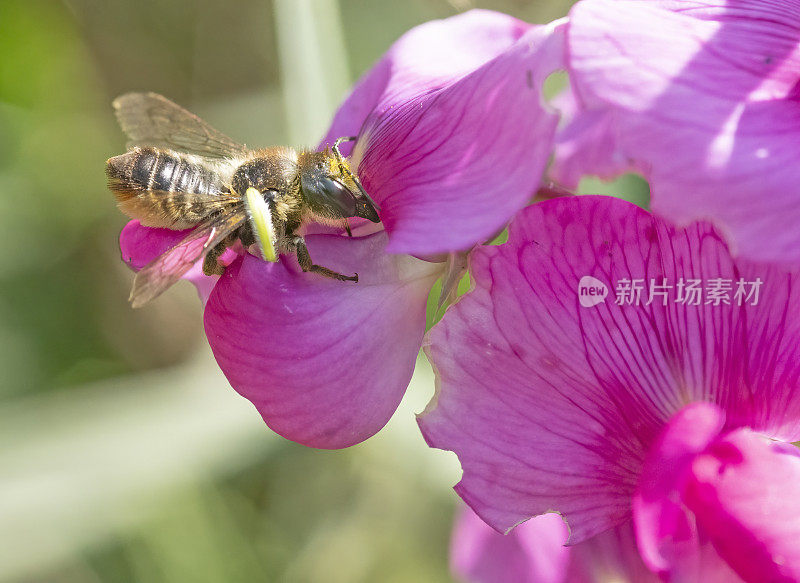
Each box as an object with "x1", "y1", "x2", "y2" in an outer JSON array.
[
  {"x1": 633, "y1": 403, "x2": 724, "y2": 573},
  {"x1": 634, "y1": 407, "x2": 799, "y2": 582},
  {"x1": 566, "y1": 0, "x2": 800, "y2": 264},
  {"x1": 321, "y1": 10, "x2": 532, "y2": 154},
  {"x1": 204, "y1": 232, "x2": 441, "y2": 449},
  {"x1": 324, "y1": 11, "x2": 566, "y2": 255},
  {"x1": 452, "y1": 507, "x2": 659, "y2": 583},
  {"x1": 451, "y1": 508, "x2": 569, "y2": 583},
  {"x1": 119, "y1": 220, "x2": 218, "y2": 304},
  {"x1": 684, "y1": 429, "x2": 800, "y2": 582},
  {"x1": 419, "y1": 195, "x2": 800, "y2": 543}
]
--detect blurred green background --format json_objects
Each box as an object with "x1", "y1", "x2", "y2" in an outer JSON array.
[{"x1": 0, "y1": 1, "x2": 647, "y2": 581}]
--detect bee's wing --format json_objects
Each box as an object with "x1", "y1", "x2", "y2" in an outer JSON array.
[
  {"x1": 113, "y1": 92, "x2": 248, "y2": 158},
  {"x1": 113, "y1": 187, "x2": 241, "y2": 230},
  {"x1": 130, "y1": 207, "x2": 247, "y2": 307}
]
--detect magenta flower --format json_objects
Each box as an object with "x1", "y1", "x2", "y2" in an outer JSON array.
[
  {"x1": 420, "y1": 196, "x2": 800, "y2": 580},
  {"x1": 452, "y1": 507, "x2": 658, "y2": 583},
  {"x1": 552, "y1": 0, "x2": 800, "y2": 265},
  {"x1": 120, "y1": 10, "x2": 566, "y2": 448}
]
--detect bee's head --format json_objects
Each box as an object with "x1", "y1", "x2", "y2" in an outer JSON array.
[{"x1": 298, "y1": 151, "x2": 380, "y2": 223}]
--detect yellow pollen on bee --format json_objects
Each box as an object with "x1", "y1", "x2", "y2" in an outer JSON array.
[
  {"x1": 244, "y1": 187, "x2": 278, "y2": 263},
  {"x1": 328, "y1": 155, "x2": 359, "y2": 191},
  {"x1": 327, "y1": 156, "x2": 342, "y2": 175}
]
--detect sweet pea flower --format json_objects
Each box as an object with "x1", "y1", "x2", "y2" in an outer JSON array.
[
  {"x1": 120, "y1": 10, "x2": 567, "y2": 448},
  {"x1": 552, "y1": 0, "x2": 800, "y2": 265},
  {"x1": 420, "y1": 196, "x2": 800, "y2": 580},
  {"x1": 452, "y1": 506, "x2": 658, "y2": 583}
]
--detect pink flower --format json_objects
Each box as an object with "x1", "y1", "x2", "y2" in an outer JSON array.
[
  {"x1": 419, "y1": 196, "x2": 800, "y2": 580},
  {"x1": 452, "y1": 506, "x2": 658, "y2": 583},
  {"x1": 635, "y1": 403, "x2": 800, "y2": 582},
  {"x1": 552, "y1": 0, "x2": 800, "y2": 265},
  {"x1": 120, "y1": 10, "x2": 566, "y2": 448}
]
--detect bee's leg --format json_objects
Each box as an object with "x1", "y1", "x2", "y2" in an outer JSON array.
[
  {"x1": 344, "y1": 220, "x2": 352, "y2": 238},
  {"x1": 202, "y1": 242, "x2": 227, "y2": 276},
  {"x1": 202, "y1": 230, "x2": 242, "y2": 276},
  {"x1": 239, "y1": 228, "x2": 256, "y2": 248},
  {"x1": 291, "y1": 236, "x2": 358, "y2": 282}
]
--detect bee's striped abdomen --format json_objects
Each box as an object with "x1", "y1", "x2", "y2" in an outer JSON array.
[
  {"x1": 132, "y1": 148, "x2": 220, "y2": 195},
  {"x1": 107, "y1": 147, "x2": 233, "y2": 229}
]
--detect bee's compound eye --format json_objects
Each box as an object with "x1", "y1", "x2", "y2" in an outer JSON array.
[
  {"x1": 321, "y1": 177, "x2": 358, "y2": 215},
  {"x1": 302, "y1": 172, "x2": 359, "y2": 218}
]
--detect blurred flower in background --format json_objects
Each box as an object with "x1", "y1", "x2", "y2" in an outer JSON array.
[{"x1": 451, "y1": 506, "x2": 658, "y2": 583}]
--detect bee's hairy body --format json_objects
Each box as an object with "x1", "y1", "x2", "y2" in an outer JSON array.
[
  {"x1": 108, "y1": 145, "x2": 369, "y2": 275},
  {"x1": 105, "y1": 92, "x2": 381, "y2": 306}
]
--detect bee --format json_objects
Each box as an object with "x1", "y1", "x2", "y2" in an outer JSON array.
[{"x1": 106, "y1": 92, "x2": 381, "y2": 307}]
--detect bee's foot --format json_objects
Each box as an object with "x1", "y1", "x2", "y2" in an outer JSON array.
[
  {"x1": 202, "y1": 258, "x2": 226, "y2": 276},
  {"x1": 328, "y1": 271, "x2": 358, "y2": 282}
]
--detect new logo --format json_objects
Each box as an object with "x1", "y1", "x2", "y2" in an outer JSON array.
[{"x1": 578, "y1": 276, "x2": 608, "y2": 308}]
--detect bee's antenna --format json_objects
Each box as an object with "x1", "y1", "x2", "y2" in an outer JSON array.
[{"x1": 332, "y1": 136, "x2": 382, "y2": 212}]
